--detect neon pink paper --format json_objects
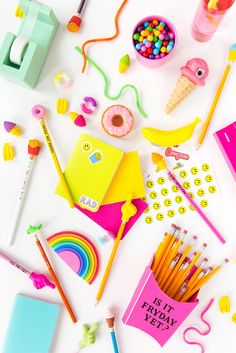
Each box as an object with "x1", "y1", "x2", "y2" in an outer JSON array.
[
  {"x1": 123, "y1": 266, "x2": 199, "y2": 346},
  {"x1": 75, "y1": 199, "x2": 148, "y2": 239},
  {"x1": 214, "y1": 121, "x2": 236, "y2": 182}
]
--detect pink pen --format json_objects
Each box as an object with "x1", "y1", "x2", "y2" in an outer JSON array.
[
  {"x1": 167, "y1": 171, "x2": 225, "y2": 244},
  {"x1": 152, "y1": 153, "x2": 226, "y2": 244},
  {"x1": 0, "y1": 249, "x2": 55, "y2": 290}
]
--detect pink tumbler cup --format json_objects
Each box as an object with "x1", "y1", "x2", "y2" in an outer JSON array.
[{"x1": 191, "y1": 0, "x2": 235, "y2": 42}]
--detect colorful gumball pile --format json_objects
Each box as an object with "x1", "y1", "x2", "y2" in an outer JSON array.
[{"x1": 133, "y1": 18, "x2": 176, "y2": 60}]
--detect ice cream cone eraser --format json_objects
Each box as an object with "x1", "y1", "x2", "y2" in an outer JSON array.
[
  {"x1": 4, "y1": 121, "x2": 22, "y2": 136},
  {"x1": 165, "y1": 58, "x2": 209, "y2": 114}
]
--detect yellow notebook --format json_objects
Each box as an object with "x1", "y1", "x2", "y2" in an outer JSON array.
[
  {"x1": 102, "y1": 151, "x2": 145, "y2": 205},
  {"x1": 55, "y1": 134, "x2": 124, "y2": 212}
]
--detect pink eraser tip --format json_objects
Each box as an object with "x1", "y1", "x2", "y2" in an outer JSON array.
[
  {"x1": 105, "y1": 307, "x2": 115, "y2": 319},
  {"x1": 203, "y1": 243, "x2": 207, "y2": 247},
  {"x1": 193, "y1": 235, "x2": 198, "y2": 240},
  {"x1": 4, "y1": 121, "x2": 16, "y2": 132},
  {"x1": 181, "y1": 58, "x2": 209, "y2": 86},
  {"x1": 75, "y1": 115, "x2": 86, "y2": 127}
]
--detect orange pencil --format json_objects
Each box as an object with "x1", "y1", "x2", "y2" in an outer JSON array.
[
  {"x1": 159, "y1": 230, "x2": 187, "y2": 288},
  {"x1": 163, "y1": 236, "x2": 198, "y2": 295},
  {"x1": 181, "y1": 259, "x2": 229, "y2": 302},
  {"x1": 33, "y1": 232, "x2": 77, "y2": 323},
  {"x1": 155, "y1": 225, "x2": 180, "y2": 280},
  {"x1": 188, "y1": 265, "x2": 212, "y2": 293},
  {"x1": 172, "y1": 243, "x2": 207, "y2": 300}
]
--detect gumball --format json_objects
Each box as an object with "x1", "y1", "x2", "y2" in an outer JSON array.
[
  {"x1": 160, "y1": 52, "x2": 165, "y2": 58},
  {"x1": 149, "y1": 54, "x2": 155, "y2": 59},
  {"x1": 147, "y1": 47, "x2": 153, "y2": 54},
  {"x1": 135, "y1": 43, "x2": 141, "y2": 50},
  {"x1": 160, "y1": 21, "x2": 166, "y2": 26},
  {"x1": 158, "y1": 24, "x2": 164, "y2": 31},
  {"x1": 144, "y1": 21, "x2": 149, "y2": 27},
  {"x1": 147, "y1": 26, "x2": 153, "y2": 32},
  {"x1": 153, "y1": 19, "x2": 158, "y2": 25},
  {"x1": 137, "y1": 25, "x2": 143, "y2": 32},
  {"x1": 138, "y1": 36, "x2": 144, "y2": 42},
  {"x1": 147, "y1": 35, "x2": 153, "y2": 41},
  {"x1": 169, "y1": 31, "x2": 175, "y2": 39},
  {"x1": 146, "y1": 41, "x2": 152, "y2": 48},
  {"x1": 159, "y1": 33, "x2": 165, "y2": 40},
  {"x1": 133, "y1": 33, "x2": 139, "y2": 40},
  {"x1": 153, "y1": 48, "x2": 159, "y2": 55},
  {"x1": 143, "y1": 51, "x2": 149, "y2": 57},
  {"x1": 163, "y1": 41, "x2": 168, "y2": 46},
  {"x1": 141, "y1": 46, "x2": 146, "y2": 52}
]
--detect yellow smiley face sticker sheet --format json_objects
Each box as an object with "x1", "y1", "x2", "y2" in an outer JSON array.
[{"x1": 143, "y1": 147, "x2": 219, "y2": 224}]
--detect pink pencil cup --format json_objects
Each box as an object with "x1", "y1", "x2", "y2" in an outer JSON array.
[
  {"x1": 132, "y1": 16, "x2": 178, "y2": 68},
  {"x1": 214, "y1": 121, "x2": 236, "y2": 182},
  {"x1": 123, "y1": 264, "x2": 199, "y2": 346},
  {"x1": 191, "y1": 0, "x2": 235, "y2": 42}
]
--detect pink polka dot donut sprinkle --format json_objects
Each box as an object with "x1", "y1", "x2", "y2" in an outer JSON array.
[{"x1": 102, "y1": 105, "x2": 134, "y2": 137}]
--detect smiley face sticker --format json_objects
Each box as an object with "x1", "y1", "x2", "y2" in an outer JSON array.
[
  {"x1": 82, "y1": 142, "x2": 92, "y2": 152},
  {"x1": 194, "y1": 178, "x2": 202, "y2": 186},
  {"x1": 161, "y1": 188, "x2": 169, "y2": 196},
  {"x1": 146, "y1": 180, "x2": 154, "y2": 188},
  {"x1": 175, "y1": 195, "x2": 183, "y2": 203},
  {"x1": 197, "y1": 189, "x2": 205, "y2": 197},
  {"x1": 172, "y1": 185, "x2": 179, "y2": 193},
  {"x1": 150, "y1": 191, "x2": 158, "y2": 199},
  {"x1": 156, "y1": 213, "x2": 164, "y2": 221},
  {"x1": 153, "y1": 202, "x2": 161, "y2": 210},
  {"x1": 164, "y1": 199, "x2": 172, "y2": 207},
  {"x1": 145, "y1": 216, "x2": 153, "y2": 224},
  {"x1": 157, "y1": 177, "x2": 165, "y2": 185},
  {"x1": 202, "y1": 163, "x2": 210, "y2": 172},
  {"x1": 183, "y1": 181, "x2": 191, "y2": 190},
  {"x1": 144, "y1": 207, "x2": 150, "y2": 213},
  {"x1": 191, "y1": 167, "x2": 198, "y2": 175},
  {"x1": 178, "y1": 206, "x2": 186, "y2": 214},
  {"x1": 180, "y1": 170, "x2": 187, "y2": 178},
  {"x1": 209, "y1": 185, "x2": 216, "y2": 193},
  {"x1": 200, "y1": 200, "x2": 208, "y2": 208},
  {"x1": 205, "y1": 175, "x2": 213, "y2": 183},
  {"x1": 167, "y1": 210, "x2": 175, "y2": 217}
]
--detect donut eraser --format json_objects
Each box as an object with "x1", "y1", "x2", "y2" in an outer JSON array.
[{"x1": 32, "y1": 105, "x2": 46, "y2": 119}]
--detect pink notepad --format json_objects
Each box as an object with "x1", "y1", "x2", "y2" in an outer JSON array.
[{"x1": 75, "y1": 198, "x2": 148, "y2": 239}]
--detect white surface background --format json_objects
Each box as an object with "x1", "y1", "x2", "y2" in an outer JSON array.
[{"x1": 0, "y1": 0, "x2": 236, "y2": 352}]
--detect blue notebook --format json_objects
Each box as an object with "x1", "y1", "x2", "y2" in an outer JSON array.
[{"x1": 2, "y1": 294, "x2": 59, "y2": 353}]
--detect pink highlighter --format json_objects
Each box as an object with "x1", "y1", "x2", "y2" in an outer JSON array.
[{"x1": 214, "y1": 121, "x2": 236, "y2": 182}]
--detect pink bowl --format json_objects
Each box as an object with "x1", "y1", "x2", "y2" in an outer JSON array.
[{"x1": 133, "y1": 16, "x2": 178, "y2": 68}]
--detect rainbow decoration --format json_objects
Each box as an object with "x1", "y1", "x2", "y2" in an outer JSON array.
[{"x1": 47, "y1": 231, "x2": 99, "y2": 284}]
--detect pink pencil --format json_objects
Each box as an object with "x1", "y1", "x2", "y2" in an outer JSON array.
[{"x1": 152, "y1": 153, "x2": 226, "y2": 244}]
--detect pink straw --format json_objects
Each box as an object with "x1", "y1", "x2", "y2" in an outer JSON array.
[{"x1": 183, "y1": 298, "x2": 215, "y2": 353}]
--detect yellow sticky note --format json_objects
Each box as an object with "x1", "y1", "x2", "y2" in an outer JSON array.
[
  {"x1": 55, "y1": 134, "x2": 124, "y2": 212},
  {"x1": 102, "y1": 151, "x2": 146, "y2": 205}
]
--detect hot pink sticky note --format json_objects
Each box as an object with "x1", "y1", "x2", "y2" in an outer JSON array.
[{"x1": 75, "y1": 199, "x2": 148, "y2": 239}]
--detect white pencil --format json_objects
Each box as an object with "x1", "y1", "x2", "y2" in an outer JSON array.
[{"x1": 8, "y1": 140, "x2": 41, "y2": 246}]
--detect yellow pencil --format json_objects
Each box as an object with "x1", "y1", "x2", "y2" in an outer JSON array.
[
  {"x1": 39, "y1": 119, "x2": 75, "y2": 208},
  {"x1": 154, "y1": 226, "x2": 180, "y2": 281},
  {"x1": 186, "y1": 258, "x2": 208, "y2": 289},
  {"x1": 188, "y1": 266, "x2": 212, "y2": 293},
  {"x1": 176, "y1": 258, "x2": 208, "y2": 302},
  {"x1": 168, "y1": 243, "x2": 207, "y2": 299},
  {"x1": 172, "y1": 243, "x2": 207, "y2": 300},
  {"x1": 181, "y1": 259, "x2": 229, "y2": 302},
  {"x1": 151, "y1": 232, "x2": 167, "y2": 273},
  {"x1": 152, "y1": 225, "x2": 177, "y2": 275},
  {"x1": 197, "y1": 44, "x2": 236, "y2": 149},
  {"x1": 158, "y1": 230, "x2": 187, "y2": 288},
  {"x1": 95, "y1": 195, "x2": 137, "y2": 304},
  {"x1": 163, "y1": 236, "x2": 198, "y2": 295}
]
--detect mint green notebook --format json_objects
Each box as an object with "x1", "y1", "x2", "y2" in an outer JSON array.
[{"x1": 3, "y1": 294, "x2": 59, "y2": 353}]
